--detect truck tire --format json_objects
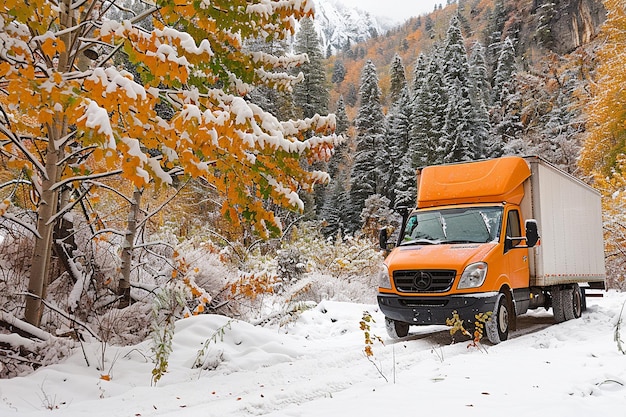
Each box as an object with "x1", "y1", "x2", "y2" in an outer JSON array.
[
  {"x1": 486, "y1": 293, "x2": 509, "y2": 344},
  {"x1": 385, "y1": 317, "x2": 409, "y2": 338},
  {"x1": 552, "y1": 286, "x2": 567, "y2": 323},
  {"x1": 563, "y1": 283, "x2": 583, "y2": 321}
]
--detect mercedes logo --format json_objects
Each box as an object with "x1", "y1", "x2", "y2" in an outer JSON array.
[{"x1": 413, "y1": 271, "x2": 432, "y2": 290}]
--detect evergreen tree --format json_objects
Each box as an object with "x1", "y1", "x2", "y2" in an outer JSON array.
[
  {"x1": 328, "y1": 96, "x2": 350, "y2": 179},
  {"x1": 414, "y1": 47, "x2": 447, "y2": 165},
  {"x1": 292, "y1": 17, "x2": 330, "y2": 217},
  {"x1": 348, "y1": 60, "x2": 386, "y2": 232},
  {"x1": 490, "y1": 37, "x2": 522, "y2": 157},
  {"x1": 389, "y1": 54, "x2": 407, "y2": 104},
  {"x1": 396, "y1": 50, "x2": 446, "y2": 206},
  {"x1": 411, "y1": 53, "x2": 429, "y2": 96},
  {"x1": 383, "y1": 87, "x2": 412, "y2": 207},
  {"x1": 247, "y1": 38, "x2": 295, "y2": 122},
  {"x1": 424, "y1": 15, "x2": 435, "y2": 39},
  {"x1": 469, "y1": 42, "x2": 492, "y2": 108},
  {"x1": 292, "y1": 17, "x2": 329, "y2": 119},
  {"x1": 483, "y1": 0, "x2": 507, "y2": 81},
  {"x1": 440, "y1": 16, "x2": 485, "y2": 162},
  {"x1": 536, "y1": 1, "x2": 557, "y2": 50},
  {"x1": 468, "y1": 41, "x2": 491, "y2": 159},
  {"x1": 332, "y1": 60, "x2": 346, "y2": 84},
  {"x1": 530, "y1": 76, "x2": 582, "y2": 173},
  {"x1": 345, "y1": 83, "x2": 358, "y2": 107},
  {"x1": 321, "y1": 96, "x2": 352, "y2": 236}
]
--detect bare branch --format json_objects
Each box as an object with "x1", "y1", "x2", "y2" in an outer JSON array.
[
  {"x1": 46, "y1": 184, "x2": 93, "y2": 226},
  {"x1": 136, "y1": 179, "x2": 189, "y2": 229},
  {"x1": 1, "y1": 214, "x2": 42, "y2": 238},
  {"x1": 84, "y1": 180, "x2": 134, "y2": 204},
  {"x1": 50, "y1": 169, "x2": 123, "y2": 192},
  {"x1": 0, "y1": 126, "x2": 48, "y2": 180}
]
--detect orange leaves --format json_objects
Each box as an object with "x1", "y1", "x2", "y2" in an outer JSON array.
[
  {"x1": 174, "y1": 257, "x2": 212, "y2": 317},
  {"x1": 1, "y1": 0, "x2": 337, "y2": 241},
  {"x1": 360, "y1": 311, "x2": 384, "y2": 358},
  {"x1": 40, "y1": 36, "x2": 66, "y2": 57},
  {"x1": 229, "y1": 271, "x2": 277, "y2": 300},
  {"x1": 580, "y1": 0, "x2": 626, "y2": 175}
]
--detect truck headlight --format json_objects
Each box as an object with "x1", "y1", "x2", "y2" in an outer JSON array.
[
  {"x1": 378, "y1": 264, "x2": 392, "y2": 289},
  {"x1": 458, "y1": 262, "x2": 487, "y2": 289}
]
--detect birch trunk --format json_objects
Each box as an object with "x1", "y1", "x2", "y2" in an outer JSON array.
[
  {"x1": 118, "y1": 188, "x2": 142, "y2": 308},
  {"x1": 23, "y1": 0, "x2": 72, "y2": 326}
]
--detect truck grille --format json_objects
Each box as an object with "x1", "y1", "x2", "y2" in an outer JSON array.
[{"x1": 393, "y1": 270, "x2": 456, "y2": 293}]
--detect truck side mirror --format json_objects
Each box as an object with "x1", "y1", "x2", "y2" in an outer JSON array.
[
  {"x1": 525, "y1": 219, "x2": 540, "y2": 247},
  {"x1": 379, "y1": 227, "x2": 389, "y2": 250}
]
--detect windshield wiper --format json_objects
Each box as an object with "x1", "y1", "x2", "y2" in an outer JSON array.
[
  {"x1": 400, "y1": 238, "x2": 441, "y2": 246},
  {"x1": 441, "y1": 239, "x2": 485, "y2": 244}
]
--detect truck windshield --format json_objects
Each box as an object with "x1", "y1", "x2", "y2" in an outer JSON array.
[{"x1": 400, "y1": 206, "x2": 503, "y2": 245}]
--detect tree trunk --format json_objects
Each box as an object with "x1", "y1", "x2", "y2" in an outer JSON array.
[
  {"x1": 24, "y1": 124, "x2": 63, "y2": 327},
  {"x1": 118, "y1": 188, "x2": 142, "y2": 308},
  {"x1": 24, "y1": 0, "x2": 72, "y2": 327}
]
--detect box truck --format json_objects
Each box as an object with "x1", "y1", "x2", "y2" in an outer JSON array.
[{"x1": 378, "y1": 156, "x2": 606, "y2": 344}]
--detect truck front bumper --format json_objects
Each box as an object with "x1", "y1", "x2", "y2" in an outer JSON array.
[{"x1": 377, "y1": 292, "x2": 499, "y2": 325}]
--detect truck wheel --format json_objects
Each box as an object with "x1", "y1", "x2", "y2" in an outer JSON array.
[
  {"x1": 551, "y1": 286, "x2": 567, "y2": 323},
  {"x1": 563, "y1": 284, "x2": 583, "y2": 321},
  {"x1": 486, "y1": 293, "x2": 509, "y2": 344},
  {"x1": 385, "y1": 317, "x2": 409, "y2": 338}
]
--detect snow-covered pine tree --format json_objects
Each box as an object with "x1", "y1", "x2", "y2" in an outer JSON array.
[
  {"x1": 293, "y1": 17, "x2": 329, "y2": 119},
  {"x1": 483, "y1": 0, "x2": 507, "y2": 81},
  {"x1": 321, "y1": 96, "x2": 351, "y2": 236},
  {"x1": 440, "y1": 15, "x2": 485, "y2": 163},
  {"x1": 469, "y1": 42, "x2": 492, "y2": 110},
  {"x1": 468, "y1": 41, "x2": 492, "y2": 159},
  {"x1": 328, "y1": 96, "x2": 350, "y2": 179},
  {"x1": 491, "y1": 37, "x2": 523, "y2": 157},
  {"x1": 348, "y1": 60, "x2": 386, "y2": 233},
  {"x1": 411, "y1": 47, "x2": 447, "y2": 166},
  {"x1": 383, "y1": 87, "x2": 412, "y2": 207},
  {"x1": 332, "y1": 60, "x2": 347, "y2": 84},
  {"x1": 389, "y1": 54, "x2": 408, "y2": 105},
  {"x1": 292, "y1": 17, "x2": 330, "y2": 217},
  {"x1": 411, "y1": 53, "x2": 429, "y2": 96},
  {"x1": 247, "y1": 38, "x2": 296, "y2": 122},
  {"x1": 530, "y1": 76, "x2": 582, "y2": 173}
]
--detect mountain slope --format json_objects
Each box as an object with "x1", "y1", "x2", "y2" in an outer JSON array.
[{"x1": 312, "y1": 0, "x2": 392, "y2": 56}]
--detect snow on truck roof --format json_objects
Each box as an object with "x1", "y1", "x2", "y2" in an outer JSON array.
[{"x1": 416, "y1": 156, "x2": 531, "y2": 208}]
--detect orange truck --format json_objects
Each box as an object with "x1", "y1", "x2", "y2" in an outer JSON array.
[{"x1": 378, "y1": 156, "x2": 606, "y2": 344}]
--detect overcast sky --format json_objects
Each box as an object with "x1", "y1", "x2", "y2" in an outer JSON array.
[{"x1": 335, "y1": 0, "x2": 444, "y2": 23}]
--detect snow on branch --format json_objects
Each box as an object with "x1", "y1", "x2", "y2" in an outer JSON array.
[{"x1": 0, "y1": 311, "x2": 51, "y2": 342}]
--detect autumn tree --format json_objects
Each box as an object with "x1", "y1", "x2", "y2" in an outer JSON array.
[
  {"x1": 579, "y1": 0, "x2": 626, "y2": 281},
  {"x1": 580, "y1": 0, "x2": 626, "y2": 175},
  {"x1": 0, "y1": 0, "x2": 336, "y2": 327}
]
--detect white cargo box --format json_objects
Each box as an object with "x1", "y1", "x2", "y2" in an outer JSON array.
[{"x1": 521, "y1": 157, "x2": 606, "y2": 287}]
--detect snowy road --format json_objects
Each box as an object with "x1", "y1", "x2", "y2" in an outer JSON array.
[{"x1": 2, "y1": 294, "x2": 626, "y2": 416}]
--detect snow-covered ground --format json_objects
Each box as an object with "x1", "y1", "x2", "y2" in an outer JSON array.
[{"x1": 2, "y1": 291, "x2": 626, "y2": 417}]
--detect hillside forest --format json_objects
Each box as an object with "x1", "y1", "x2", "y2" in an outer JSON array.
[{"x1": 1, "y1": 0, "x2": 626, "y2": 378}]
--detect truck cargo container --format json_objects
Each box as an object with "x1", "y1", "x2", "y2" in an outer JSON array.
[{"x1": 378, "y1": 156, "x2": 606, "y2": 344}]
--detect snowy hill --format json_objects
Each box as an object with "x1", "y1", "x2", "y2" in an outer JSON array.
[
  {"x1": 311, "y1": 0, "x2": 392, "y2": 55},
  {"x1": 2, "y1": 292, "x2": 626, "y2": 416}
]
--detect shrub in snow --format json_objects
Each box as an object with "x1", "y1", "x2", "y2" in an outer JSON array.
[
  {"x1": 360, "y1": 194, "x2": 401, "y2": 241},
  {"x1": 276, "y1": 247, "x2": 307, "y2": 284}
]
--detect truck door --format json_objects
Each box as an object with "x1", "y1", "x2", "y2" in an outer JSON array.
[{"x1": 504, "y1": 209, "x2": 530, "y2": 289}]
